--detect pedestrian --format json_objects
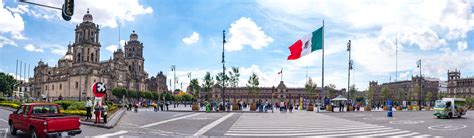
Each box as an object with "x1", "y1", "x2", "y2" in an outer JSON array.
[
  {"x1": 85, "y1": 97, "x2": 92, "y2": 121},
  {"x1": 94, "y1": 103, "x2": 101, "y2": 124},
  {"x1": 166, "y1": 100, "x2": 170, "y2": 111},
  {"x1": 128, "y1": 103, "x2": 132, "y2": 111},
  {"x1": 289, "y1": 103, "x2": 293, "y2": 113},
  {"x1": 134, "y1": 102, "x2": 138, "y2": 113},
  {"x1": 102, "y1": 102, "x2": 108, "y2": 124}
]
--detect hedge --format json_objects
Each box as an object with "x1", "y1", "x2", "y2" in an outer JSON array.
[
  {"x1": 61, "y1": 110, "x2": 87, "y2": 116},
  {"x1": 0, "y1": 102, "x2": 19, "y2": 109}
]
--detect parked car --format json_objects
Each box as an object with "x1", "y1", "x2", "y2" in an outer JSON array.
[{"x1": 9, "y1": 103, "x2": 82, "y2": 138}]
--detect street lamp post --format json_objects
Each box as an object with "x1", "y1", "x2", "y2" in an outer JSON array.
[
  {"x1": 417, "y1": 59, "x2": 422, "y2": 110},
  {"x1": 272, "y1": 86, "x2": 275, "y2": 113},
  {"x1": 222, "y1": 30, "x2": 226, "y2": 109},
  {"x1": 347, "y1": 40, "x2": 352, "y2": 109}
]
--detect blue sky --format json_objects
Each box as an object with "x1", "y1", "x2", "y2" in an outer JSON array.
[{"x1": 1, "y1": 0, "x2": 473, "y2": 91}]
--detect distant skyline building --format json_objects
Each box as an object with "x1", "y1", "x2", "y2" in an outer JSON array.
[{"x1": 369, "y1": 76, "x2": 439, "y2": 104}]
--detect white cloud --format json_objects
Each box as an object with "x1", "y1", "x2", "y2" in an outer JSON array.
[
  {"x1": 226, "y1": 17, "x2": 274, "y2": 51},
  {"x1": 26, "y1": 0, "x2": 153, "y2": 28},
  {"x1": 182, "y1": 32, "x2": 200, "y2": 45},
  {"x1": 49, "y1": 44, "x2": 67, "y2": 55},
  {"x1": 106, "y1": 45, "x2": 119, "y2": 53},
  {"x1": 457, "y1": 41, "x2": 468, "y2": 51},
  {"x1": 24, "y1": 44, "x2": 44, "y2": 52},
  {"x1": 0, "y1": 36, "x2": 16, "y2": 48},
  {"x1": 0, "y1": 2, "x2": 26, "y2": 40}
]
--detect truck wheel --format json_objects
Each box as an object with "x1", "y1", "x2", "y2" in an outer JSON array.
[
  {"x1": 436, "y1": 116, "x2": 440, "y2": 119},
  {"x1": 31, "y1": 128, "x2": 37, "y2": 138},
  {"x1": 9, "y1": 122, "x2": 17, "y2": 135},
  {"x1": 458, "y1": 115, "x2": 461, "y2": 118}
]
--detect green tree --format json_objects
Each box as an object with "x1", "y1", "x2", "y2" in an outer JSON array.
[
  {"x1": 152, "y1": 92, "x2": 160, "y2": 100},
  {"x1": 246, "y1": 73, "x2": 259, "y2": 103},
  {"x1": 381, "y1": 86, "x2": 390, "y2": 101},
  {"x1": 216, "y1": 72, "x2": 229, "y2": 88},
  {"x1": 144, "y1": 92, "x2": 153, "y2": 100},
  {"x1": 349, "y1": 85, "x2": 357, "y2": 100},
  {"x1": 327, "y1": 84, "x2": 337, "y2": 99},
  {"x1": 128, "y1": 90, "x2": 138, "y2": 99},
  {"x1": 202, "y1": 72, "x2": 214, "y2": 100},
  {"x1": 366, "y1": 87, "x2": 374, "y2": 106},
  {"x1": 228, "y1": 67, "x2": 240, "y2": 101},
  {"x1": 304, "y1": 77, "x2": 317, "y2": 104},
  {"x1": 189, "y1": 79, "x2": 201, "y2": 100},
  {"x1": 112, "y1": 88, "x2": 127, "y2": 99},
  {"x1": 425, "y1": 91, "x2": 433, "y2": 106},
  {"x1": 0, "y1": 72, "x2": 17, "y2": 96}
]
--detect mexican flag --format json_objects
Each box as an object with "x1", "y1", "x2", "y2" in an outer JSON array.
[{"x1": 287, "y1": 26, "x2": 323, "y2": 60}]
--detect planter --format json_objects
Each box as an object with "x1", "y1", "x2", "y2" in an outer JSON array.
[
  {"x1": 347, "y1": 106, "x2": 353, "y2": 112},
  {"x1": 307, "y1": 105, "x2": 314, "y2": 111},
  {"x1": 424, "y1": 106, "x2": 431, "y2": 111},
  {"x1": 383, "y1": 106, "x2": 388, "y2": 111},
  {"x1": 326, "y1": 105, "x2": 333, "y2": 112},
  {"x1": 364, "y1": 106, "x2": 371, "y2": 111},
  {"x1": 408, "y1": 105, "x2": 413, "y2": 110},
  {"x1": 250, "y1": 103, "x2": 257, "y2": 111},
  {"x1": 396, "y1": 106, "x2": 402, "y2": 111},
  {"x1": 232, "y1": 103, "x2": 240, "y2": 110},
  {"x1": 192, "y1": 104, "x2": 199, "y2": 111}
]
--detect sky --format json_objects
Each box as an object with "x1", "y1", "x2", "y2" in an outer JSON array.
[{"x1": 0, "y1": 0, "x2": 473, "y2": 91}]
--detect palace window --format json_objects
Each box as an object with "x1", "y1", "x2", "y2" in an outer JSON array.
[
  {"x1": 45, "y1": 85, "x2": 48, "y2": 90},
  {"x1": 75, "y1": 82, "x2": 78, "y2": 89},
  {"x1": 59, "y1": 84, "x2": 62, "y2": 90},
  {"x1": 52, "y1": 85, "x2": 54, "y2": 90}
]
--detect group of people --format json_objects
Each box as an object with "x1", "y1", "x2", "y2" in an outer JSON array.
[{"x1": 85, "y1": 97, "x2": 108, "y2": 124}]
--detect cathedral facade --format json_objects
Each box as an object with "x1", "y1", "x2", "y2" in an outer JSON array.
[{"x1": 31, "y1": 10, "x2": 149, "y2": 100}]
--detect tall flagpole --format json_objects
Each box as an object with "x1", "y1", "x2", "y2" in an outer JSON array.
[{"x1": 322, "y1": 20, "x2": 325, "y2": 99}]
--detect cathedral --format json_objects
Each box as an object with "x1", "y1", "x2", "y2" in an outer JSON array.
[{"x1": 31, "y1": 10, "x2": 165, "y2": 100}]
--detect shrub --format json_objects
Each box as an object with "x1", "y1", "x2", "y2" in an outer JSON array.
[
  {"x1": 67, "y1": 101, "x2": 86, "y2": 110},
  {"x1": 54, "y1": 101, "x2": 75, "y2": 110}
]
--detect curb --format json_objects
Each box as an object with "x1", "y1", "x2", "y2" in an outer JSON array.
[{"x1": 80, "y1": 109, "x2": 126, "y2": 129}]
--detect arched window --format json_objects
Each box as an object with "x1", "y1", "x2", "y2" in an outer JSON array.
[
  {"x1": 91, "y1": 53, "x2": 94, "y2": 62},
  {"x1": 77, "y1": 53, "x2": 81, "y2": 62},
  {"x1": 45, "y1": 85, "x2": 48, "y2": 90},
  {"x1": 75, "y1": 82, "x2": 78, "y2": 89},
  {"x1": 59, "y1": 84, "x2": 62, "y2": 90},
  {"x1": 52, "y1": 85, "x2": 54, "y2": 90},
  {"x1": 129, "y1": 65, "x2": 131, "y2": 71}
]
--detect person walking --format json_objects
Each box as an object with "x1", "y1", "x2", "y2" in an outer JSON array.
[
  {"x1": 289, "y1": 103, "x2": 293, "y2": 113},
  {"x1": 134, "y1": 102, "x2": 138, "y2": 113},
  {"x1": 85, "y1": 97, "x2": 92, "y2": 121},
  {"x1": 101, "y1": 102, "x2": 108, "y2": 124}
]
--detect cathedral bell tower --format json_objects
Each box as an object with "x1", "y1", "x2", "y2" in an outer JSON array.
[
  {"x1": 73, "y1": 9, "x2": 101, "y2": 64},
  {"x1": 124, "y1": 30, "x2": 145, "y2": 78}
]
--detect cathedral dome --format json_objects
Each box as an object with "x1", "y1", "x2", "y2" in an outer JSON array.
[
  {"x1": 83, "y1": 9, "x2": 93, "y2": 22},
  {"x1": 130, "y1": 30, "x2": 138, "y2": 41},
  {"x1": 62, "y1": 54, "x2": 73, "y2": 61}
]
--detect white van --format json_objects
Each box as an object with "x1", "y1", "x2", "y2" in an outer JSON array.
[{"x1": 433, "y1": 98, "x2": 467, "y2": 118}]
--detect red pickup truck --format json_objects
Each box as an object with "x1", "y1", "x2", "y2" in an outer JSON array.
[{"x1": 8, "y1": 103, "x2": 82, "y2": 138}]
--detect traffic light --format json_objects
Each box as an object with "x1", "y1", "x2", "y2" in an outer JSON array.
[{"x1": 61, "y1": 0, "x2": 74, "y2": 21}]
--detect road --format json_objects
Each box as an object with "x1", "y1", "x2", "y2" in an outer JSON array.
[{"x1": 0, "y1": 108, "x2": 473, "y2": 137}]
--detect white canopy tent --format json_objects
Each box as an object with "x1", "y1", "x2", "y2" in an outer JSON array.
[{"x1": 331, "y1": 95, "x2": 348, "y2": 101}]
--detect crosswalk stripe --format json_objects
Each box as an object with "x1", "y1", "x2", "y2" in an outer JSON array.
[
  {"x1": 224, "y1": 113, "x2": 434, "y2": 137},
  {"x1": 228, "y1": 126, "x2": 385, "y2": 133},
  {"x1": 230, "y1": 125, "x2": 381, "y2": 130}
]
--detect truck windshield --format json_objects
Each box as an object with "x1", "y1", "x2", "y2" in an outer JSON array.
[
  {"x1": 434, "y1": 100, "x2": 446, "y2": 108},
  {"x1": 32, "y1": 105, "x2": 59, "y2": 114}
]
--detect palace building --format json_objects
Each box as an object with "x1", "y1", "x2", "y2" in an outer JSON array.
[{"x1": 447, "y1": 70, "x2": 474, "y2": 98}]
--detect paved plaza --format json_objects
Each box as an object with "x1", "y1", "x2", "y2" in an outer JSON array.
[{"x1": 1, "y1": 108, "x2": 473, "y2": 137}]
